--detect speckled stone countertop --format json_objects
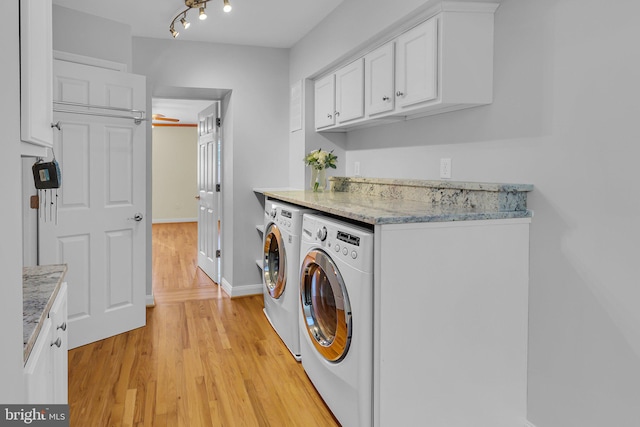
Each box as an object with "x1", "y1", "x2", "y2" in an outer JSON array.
[
  {"x1": 23, "y1": 264, "x2": 67, "y2": 363},
  {"x1": 263, "y1": 177, "x2": 533, "y2": 225}
]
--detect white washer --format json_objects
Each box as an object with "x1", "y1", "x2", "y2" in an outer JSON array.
[
  {"x1": 263, "y1": 199, "x2": 314, "y2": 360},
  {"x1": 298, "y1": 213, "x2": 374, "y2": 427}
]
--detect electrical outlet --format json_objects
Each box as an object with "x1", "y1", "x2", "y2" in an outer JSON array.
[
  {"x1": 354, "y1": 161, "x2": 361, "y2": 176},
  {"x1": 440, "y1": 158, "x2": 452, "y2": 179}
]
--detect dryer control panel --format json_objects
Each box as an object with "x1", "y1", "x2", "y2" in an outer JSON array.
[{"x1": 302, "y1": 213, "x2": 373, "y2": 273}]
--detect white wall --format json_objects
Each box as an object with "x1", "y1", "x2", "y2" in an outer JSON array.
[
  {"x1": 53, "y1": 5, "x2": 132, "y2": 71},
  {"x1": 133, "y1": 37, "x2": 290, "y2": 294},
  {"x1": 0, "y1": 1, "x2": 27, "y2": 402},
  {"x1": 290, "y1": 0, "x2": 640, "y2": 426},
  {"x1": 152, "y1": 127, "x2": 198, "y2": 222},
  {"x1": 288, "y1": 0, "x2": 432, "y2": 188}
]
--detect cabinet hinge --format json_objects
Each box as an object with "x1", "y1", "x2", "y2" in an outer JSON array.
[
  {"x1": 216, "y1": 250, "x2": 221, "y2": 258},
  {"x1": 216, "y1": 118, "x2": 221, "y2": 127},
  {"x1": 216, "y1": 183, "x2": 221, "y2": 192}
]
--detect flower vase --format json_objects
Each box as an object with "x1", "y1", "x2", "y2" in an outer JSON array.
[{"x1": 310, "y1": 168, "x2": 326, "y2": 192}]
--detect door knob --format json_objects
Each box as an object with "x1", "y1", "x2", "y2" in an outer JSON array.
[
  {"x1": 128, "y1": 213, "x2": 144, "y2": 222},
  {"x1": 195, "y1": 195, "x2": 201, "y2": 200}
]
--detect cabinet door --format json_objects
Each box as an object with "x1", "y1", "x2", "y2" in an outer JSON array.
[
  {"x1": 50, "y1": 283, "x2": 68, "y2": 404},
  {"x1": 365, "y1": 42, "x2": 395, "y2": 116},
  {"x1": 20, "y1": 0, "x2": 53, "y2": 148},
  {"x1": 24, "y1": 318, "x2": 54, "y2": 404},
  {"x1": 314, "y1": 74, "x2": 336, "y2": 129},
  {"x1": 395, "y1": 17, "x2": 438, "y2": 109},
  {"x1": 335, "y1": 59, "x2": 364, "y2": 124}
]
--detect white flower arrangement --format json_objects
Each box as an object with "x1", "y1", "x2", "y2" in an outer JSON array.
[{"x1": 303, "y1": 148, "x2": 338, "y2": 170}]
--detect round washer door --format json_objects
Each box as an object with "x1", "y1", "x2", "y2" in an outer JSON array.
[
  {"x1": 300, "y1": 249, "x2": 351, "y2": 362},
  {"x1": 263, "y1": 223, "x2": 286, "y2": 299}
]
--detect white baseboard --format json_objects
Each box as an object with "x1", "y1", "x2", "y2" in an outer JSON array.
[
  {"x1": 145, "y1": 293, "x2": 155, "y2": 307},
  {"x1": 220, "y1": 277, "x2": 263, "y2": 298},
  {"x1": 152, "y1": 218, "x2": 197, "y2": 224}
]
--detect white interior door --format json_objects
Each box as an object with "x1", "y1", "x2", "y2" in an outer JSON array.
[
  {"x1": 197, "y1": 103, "x2": 221, "y2": 283},
  {"x1": 39, "y1": 60, "x2": 147, "y2": 349}
]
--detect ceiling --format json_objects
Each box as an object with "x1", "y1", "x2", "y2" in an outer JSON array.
[
  {"x1": 151, "y1": 99, "x2": 215, "y2": 126},
  {"x1": 52, "y1": 0, "x2": 344, "y2": 48},
  {"x1": 52, "y1": 0, "x2": 343, "y2": 126}
]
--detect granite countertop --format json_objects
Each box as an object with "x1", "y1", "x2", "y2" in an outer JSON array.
[
  {"x1": 23, "y1": 264, "x2": 67, "y2": 363},
  {"x1": 263, "y1": 177, "x2": 533, "y2": 225}
]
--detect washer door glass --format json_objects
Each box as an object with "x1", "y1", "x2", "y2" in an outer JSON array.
[
  {"x1": 300, "y1": 249, "x2": 351, "y2": 362},
  {"x1": 263, "y1": 223, "x2": 286, "y2": 299}
]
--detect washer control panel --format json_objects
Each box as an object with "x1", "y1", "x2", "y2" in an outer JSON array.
[{"x1": 302, "y1": 213, "x2": 373, "y2": 273}]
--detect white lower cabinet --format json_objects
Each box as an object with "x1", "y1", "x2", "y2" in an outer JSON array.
[
  {"x1": 24, "y1": 283, "x2": 68, "y2": 404},
  {"x1": 374, "y1": 219, "x2": 530, "y2": 427}
]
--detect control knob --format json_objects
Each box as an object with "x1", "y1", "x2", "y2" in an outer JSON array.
[
  {"x1": 316, "y1": 226, "x2": 328, "y2": 241},
  {"x1": 270, "y1": 207, "x2": 277, "y2": 218}
]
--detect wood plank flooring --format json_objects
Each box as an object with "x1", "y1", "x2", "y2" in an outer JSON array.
[{"x1": 68, "y1": 222, "x2": 340, "y2": 427}]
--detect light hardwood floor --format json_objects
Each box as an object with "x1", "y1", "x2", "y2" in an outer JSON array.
[{"x1": 68, "y1": 222, "x2": 340, "y2": 426}]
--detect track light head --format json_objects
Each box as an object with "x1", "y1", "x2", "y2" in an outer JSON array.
[{"x1": 169, "y1": 0, "x2": 232, "y2": 39}]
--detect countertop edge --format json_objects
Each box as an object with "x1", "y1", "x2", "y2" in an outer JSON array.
[
  {"x1": 264, "y1": 190, "x2": 533, "y2": 225},
  {"x1": 23, "y1": 264, "x2": 68, "y2": 364}
]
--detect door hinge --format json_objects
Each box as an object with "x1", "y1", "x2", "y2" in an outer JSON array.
[
  {"x1": 216, "y1": 183, "x2": 221, "y2": 192},
  {"x1": 216, "y1": 118, "x2": 221, "y2": 127},
  {"x1": 216, "y1": 250, "x2": 221, "y2": 258}
]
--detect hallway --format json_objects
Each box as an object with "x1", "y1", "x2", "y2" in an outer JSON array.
[{"x1": 67, "y1": 222, "x2": 339, "y2": 426}]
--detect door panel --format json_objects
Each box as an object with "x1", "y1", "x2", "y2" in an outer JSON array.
[
  {"x1": 197, "y1": 103, "x2": 220, "y2": 283},
  {"x1": 39, "y1": 60, "x2": 146, "y2": 349},
  {"x1": 106, "y1": 127, "x2": 134, "y2": 205},
  {"x1": 57, "y1": 123, "x2": 89, "y2": 208},
  {"x1": 395, "y1": 17, "x2": 438, "y2": 108}
]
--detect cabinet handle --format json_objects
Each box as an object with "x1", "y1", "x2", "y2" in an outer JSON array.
[
  {"x1": 334, "y1": 111, "x2": 340, "y2": 117},
  {"x1": 57, "y1": 322, "x2": 67, "y2": 331},
  {"x1": 50, "y1": 121, "x2": 61, "y2": 130},
  {"x1": 51, "y1": 338, "x2": 62, "y2": 348},
  {"x1": 382, "y1": 96, "x2": 390, "y2": 101},
  {"x1": 396, "y1": 91, "x2": 404, "y2": 97},
  {"x1": 327, "y1": 113, "x2": 332, "y2": 119}
]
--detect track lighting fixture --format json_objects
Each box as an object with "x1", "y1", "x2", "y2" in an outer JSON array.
[{"x1": 169, "y1": 0, "x2": 231, "y2": 38}]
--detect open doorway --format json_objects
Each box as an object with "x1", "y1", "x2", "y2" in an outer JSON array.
[{"x1": 151, "y1": 97, "x2": 222, "y2": 293}]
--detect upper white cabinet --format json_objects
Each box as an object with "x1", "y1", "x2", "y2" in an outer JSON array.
[
  {"x1": 365, "y1": 43, "x2": 395, "y2": 116},
  {"x1": 314, "y1": 74, "x2": 336, "y2": 129},
  {"x1": 315, "y1": 2, "x2": 499, "y2": 132},
  {"x1": 20, "y1": 0, "x2": 54, "y2": 154},
  {"x1": 315, "y1": 59, "x2": 365, "y2": 130},
  {"x1": 335, "y1": 59, "x2": 364, "y2": 124},
  {"x1": 394, "y1": 17, "x2": 438, "y2": 110}
]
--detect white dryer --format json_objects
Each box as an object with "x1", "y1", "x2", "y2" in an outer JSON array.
[
  {"x1": 263, "y1": 199, "x2": 314, "y2": 360},
  {"x1": 298, "y1": 213, "x2": 374, "y2": 427}
]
